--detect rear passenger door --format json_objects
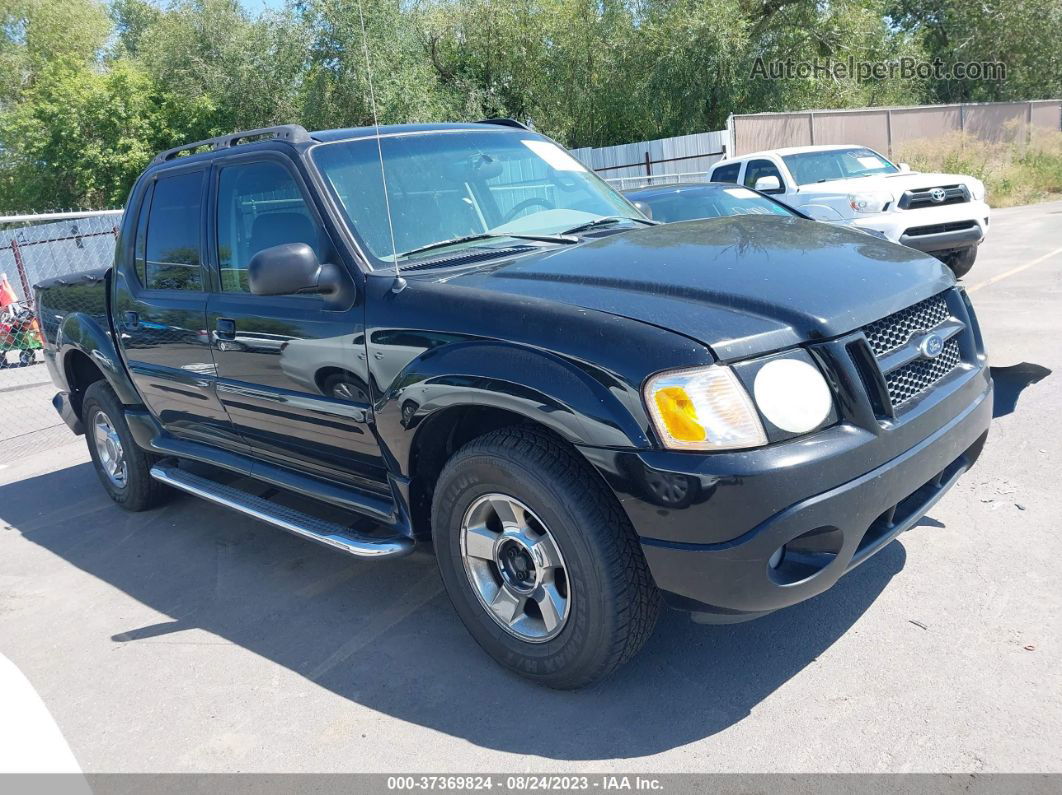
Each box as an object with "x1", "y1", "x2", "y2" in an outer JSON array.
[
  {"x1": 113, "y1": 167, "x2": 241, "y2": 447},
  {"x1": 710, "y1": 162, "x2": 741, "y2": 183},
  {"x1": 205, "y1": 153, "x2": 386, "y2": 490}
]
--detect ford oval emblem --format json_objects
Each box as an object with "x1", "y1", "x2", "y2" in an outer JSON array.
[
  {"x1": 920, "y1": 333, "x2": 944, "y2": 358},
  {"x1": 929, "y1": 187, "x2": 947, "y2": 203}
]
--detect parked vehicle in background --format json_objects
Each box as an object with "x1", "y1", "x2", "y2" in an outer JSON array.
[
  {"x1": 36, "y1": 121, "x2": 991, "y2": 688},
  {"x1": 622, "y1": 182, "x2": 802, "y2": 223},
  {"x1": 709, "y1": 145, "x2": 989, "y2": 278}
]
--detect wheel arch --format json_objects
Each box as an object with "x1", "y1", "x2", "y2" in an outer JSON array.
[
  {"x1": 55, "y1": 313, "x2": 141, "y2": 418},
  {"x1": 405, "y1": 400, "x2": 625, "y2": 541}
]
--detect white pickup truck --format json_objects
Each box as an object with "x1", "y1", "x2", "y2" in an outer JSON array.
[{"x1": 709, "y1": 145, "x2": 989, "y2": 277}]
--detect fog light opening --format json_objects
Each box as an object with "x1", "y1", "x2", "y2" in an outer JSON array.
[
  {"x1": 768, "y1": 525, "x2": 844, "y2": 586},
  {"x1": 768, "y1": 545, "x2": 785, "y2": 569}
]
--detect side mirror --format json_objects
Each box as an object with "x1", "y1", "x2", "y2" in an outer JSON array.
[
  {"x1": 631, "y1": 200, "x2": 653, "y2": 221},
  {"x1": 753, "y1": 175, "x2": 782, "y2": 193},
  {"x1": 898, "y1": 162, "x2": 911, "y2": 173},
  {"x1": 248, "y1": 243, "x2": 353, "y2": 308}
]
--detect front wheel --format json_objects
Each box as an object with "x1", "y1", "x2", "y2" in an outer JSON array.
[
  {"x1": 432, "y1": 428, "x2": 660, "y2": 689},
  {"x1": 82, "y1": 381, "x2": 169, "y2": 511},
  {"x1": 944, "y1": 247, "x2": 977, "y2": 279}
]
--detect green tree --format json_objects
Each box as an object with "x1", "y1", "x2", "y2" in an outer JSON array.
[
  {"x1": 297, "y1": 0, "x2": 454, "y2": 130},
  {"x1": 0, "y1": 0, "x2": 110, "y2": 106},
  {"x1": 888, "y1": 0, "x2": 1062, "y2": 102},
  {"x1": 0, "y1": 59, "x2": 161, "y2": 210}
]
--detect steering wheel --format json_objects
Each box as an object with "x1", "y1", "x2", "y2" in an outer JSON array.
[{"x1": 503, "y1": 197, "x2": 555, "y2": 223}]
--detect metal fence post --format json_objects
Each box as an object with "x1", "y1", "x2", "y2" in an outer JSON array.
[
  {"x1": 644, "y1": 151, "x2": 652, "y2": 177},
  {"x1": 886, "y1": 109, "x2": 894, "y2": 159},
  {"x1": 9, "y1": 238, "x2": 32, "y2": 308}
]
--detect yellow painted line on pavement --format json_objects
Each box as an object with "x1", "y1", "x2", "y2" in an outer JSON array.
[{"x1": 967, "y1": 245, "x2": 1062, "y2": 293}]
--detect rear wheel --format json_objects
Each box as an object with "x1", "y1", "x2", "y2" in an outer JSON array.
[
  {"x1": 432, "y1": 428, "x2": 660, "y2": 688},
  {"x1": 944, "y1": 247, "x2": 977, "y2": 279},
  {"x1": 82, "y1": 381, "x2": 169, "y2": 511},
  {"x1": 322, "y1": 371, "x2": 369, "y2": 402}
]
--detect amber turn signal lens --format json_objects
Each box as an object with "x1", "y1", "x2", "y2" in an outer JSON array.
[
  {"x1": 644, "y1": 365, "x2": 767, "y2": 451},
  {"x1": 653, "y1": 386, "x2": 706, "y2": 442}
]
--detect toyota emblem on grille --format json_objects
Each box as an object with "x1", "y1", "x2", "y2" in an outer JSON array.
[
  {"x1": 929, "y1": 187, "x2": 947, "y2": 203},
  {"x1": 920, "y1": 333, "x2": 945, "y2": 358}
]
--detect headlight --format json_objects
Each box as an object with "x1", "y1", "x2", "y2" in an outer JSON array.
[
  {"x1": 644, "y1": 365, "x2": 767, "y2": 451},
  {"x1": 967, "y1": 179, "x2": 986, "y2": 202},
  {"x1": 848, "y1": 191, "x2": 891, "y2": 214},
  {"x1": 752, "y1": 359, "x2": 833, "y2": 434}
]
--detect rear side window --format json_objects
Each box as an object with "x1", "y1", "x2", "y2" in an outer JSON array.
[
  {"x1": 710, "y1": 163, "x2": 740, "y2": 183},
  {"x1": 132, "y1": 182, "x2": 154, "y2": 286},
  {"x1": 742, "y1": 159, "x2": 784, "y2": 193},
  {"x1": 144, "y1": 172, "x2": 204, "y2": 291},
  {"x1": 216, "y1": 161, "x2": 323, "y2": 293}
]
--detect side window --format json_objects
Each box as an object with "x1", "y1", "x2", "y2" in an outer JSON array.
[
  {"x1": 743, "y1": 159, "x2": 784, "y2": 193},
  {"x1": 216, "y1": 161, "x2": 323, "y2": 293},
  {"x1": 132, "y1": 181, "x2": 154, "y2": 286},
  {"x1": 710, "y1": 163, "x2": 740, "y2": 183},
  {"x1": 144, "y1": 172, "x2": 204, "y2": 291}
]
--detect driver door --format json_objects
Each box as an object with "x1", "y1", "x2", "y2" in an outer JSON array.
[{"x1": 205, "y1": 152, "x2": 387, "y2": 491}]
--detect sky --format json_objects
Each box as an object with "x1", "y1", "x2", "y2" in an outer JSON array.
[{"x1": 238, "y1": 0, "x2": 287, "y2": 13}]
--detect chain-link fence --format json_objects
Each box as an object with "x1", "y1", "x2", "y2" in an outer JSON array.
[{"x1": 0, "y1": 211, "x2": 122, "y2": 458}]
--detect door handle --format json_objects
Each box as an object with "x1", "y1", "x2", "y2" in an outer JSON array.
[
  {"x1": 215, "y1": 317, "x2": 236, "y2": 341},
  {"x1": 123, "y1": 311, "x2": 139, "y2": 329}
]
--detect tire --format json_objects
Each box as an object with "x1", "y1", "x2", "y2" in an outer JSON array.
[
  {"x1": 82, "y1": 381, "x2": 169, "y2": 511},
  {"x1": 945, "y1": 247, "x2": 977, "y2": 279},
  {"x1": 321, "y1": 371, "x2": 370, "y2": 402},
  {"x1": 432, "y1": 428, "x2": 660, "y2": 689}
]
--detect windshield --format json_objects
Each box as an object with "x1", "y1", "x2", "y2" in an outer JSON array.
[
  {"x1": 634, "y1": 185, "x2": 796, "y2": 223},
  {"x1": 311, "y1": 130, "x2": 641, "y2": 264},
  {"x1": 782, "y1": 147, "x2": 898, "y2": 186}
]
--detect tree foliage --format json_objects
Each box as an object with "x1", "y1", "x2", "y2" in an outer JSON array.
[{"x1": 0, "y1": 0, "x2": 1058, "y2": 211}]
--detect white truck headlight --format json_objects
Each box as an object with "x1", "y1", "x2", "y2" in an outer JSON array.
[
  {"x1": 753, "y1": 359, "x2": 833, "y2": 434},
  {"x1": 645, "y1": 365, "x2": 767, "y2": 451},
  {"x1": 848, "y1": 191, "x2": 892, "y2": 214},
  {"x1": 967, "y1": 179, "x2": 986, "y2": 202}
]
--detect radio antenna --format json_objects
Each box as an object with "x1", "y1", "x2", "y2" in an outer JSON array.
[{"x1": 355, "y1": 0, "x2": 405, "y2": 293}]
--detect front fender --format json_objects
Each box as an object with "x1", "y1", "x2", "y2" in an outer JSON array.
[{"x1": 375, "y1": 340, "x2": 653, "y2": 478}]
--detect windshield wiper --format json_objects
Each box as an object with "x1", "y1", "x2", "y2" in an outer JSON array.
[
  {"x1": 559, "y1": 216, "x2": 657, "y2": 235},
  {"x1": 395, "y1": 232, "x2": 578, "y2": 261}
]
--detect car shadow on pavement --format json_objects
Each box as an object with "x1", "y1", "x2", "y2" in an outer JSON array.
[
  {"x1": 989, "y1": 362, "x2": 1051, "y2": 418},
  {"x1": 3, "y1": 461, "x2": 906, "y2": 761}
]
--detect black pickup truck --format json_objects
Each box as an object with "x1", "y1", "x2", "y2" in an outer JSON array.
[{"x1": 36, "y1": 121, "x2": 992, "y2": 688}]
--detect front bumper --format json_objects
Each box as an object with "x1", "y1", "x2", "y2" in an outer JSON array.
[
  {"x1": 849, "y1": 199, "x2": 991, "y2": 253},
  {"x1": 581, "y1": 363, "x2": 992, "y2": 620}
]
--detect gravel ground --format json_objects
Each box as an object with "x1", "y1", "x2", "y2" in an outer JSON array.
[{"x1": 0, "y1": 202, "x2": 1060, "y2": 774}]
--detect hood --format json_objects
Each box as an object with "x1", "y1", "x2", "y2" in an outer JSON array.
[
  {"x1": 442, "y1": 215, "x2": 954, "y2": 361},
  {"x1": 796, "y1": 171, "x2": 977, "y2": 210},
  {"x1": 794, "y1": 170, "x2": 981, "y2": 222}
]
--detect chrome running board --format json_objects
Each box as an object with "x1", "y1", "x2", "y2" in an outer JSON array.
[{"x1": 150, "y1": 463, "x2": 414, "y2": 559}]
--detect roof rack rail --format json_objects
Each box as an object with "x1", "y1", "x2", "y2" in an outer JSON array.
[
  {"x1": 151, "y1": 124, "x2": 312, "y2": 165},
  {"x1": 476, "y1": 118, "x2": 531, "y2": 131}
]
